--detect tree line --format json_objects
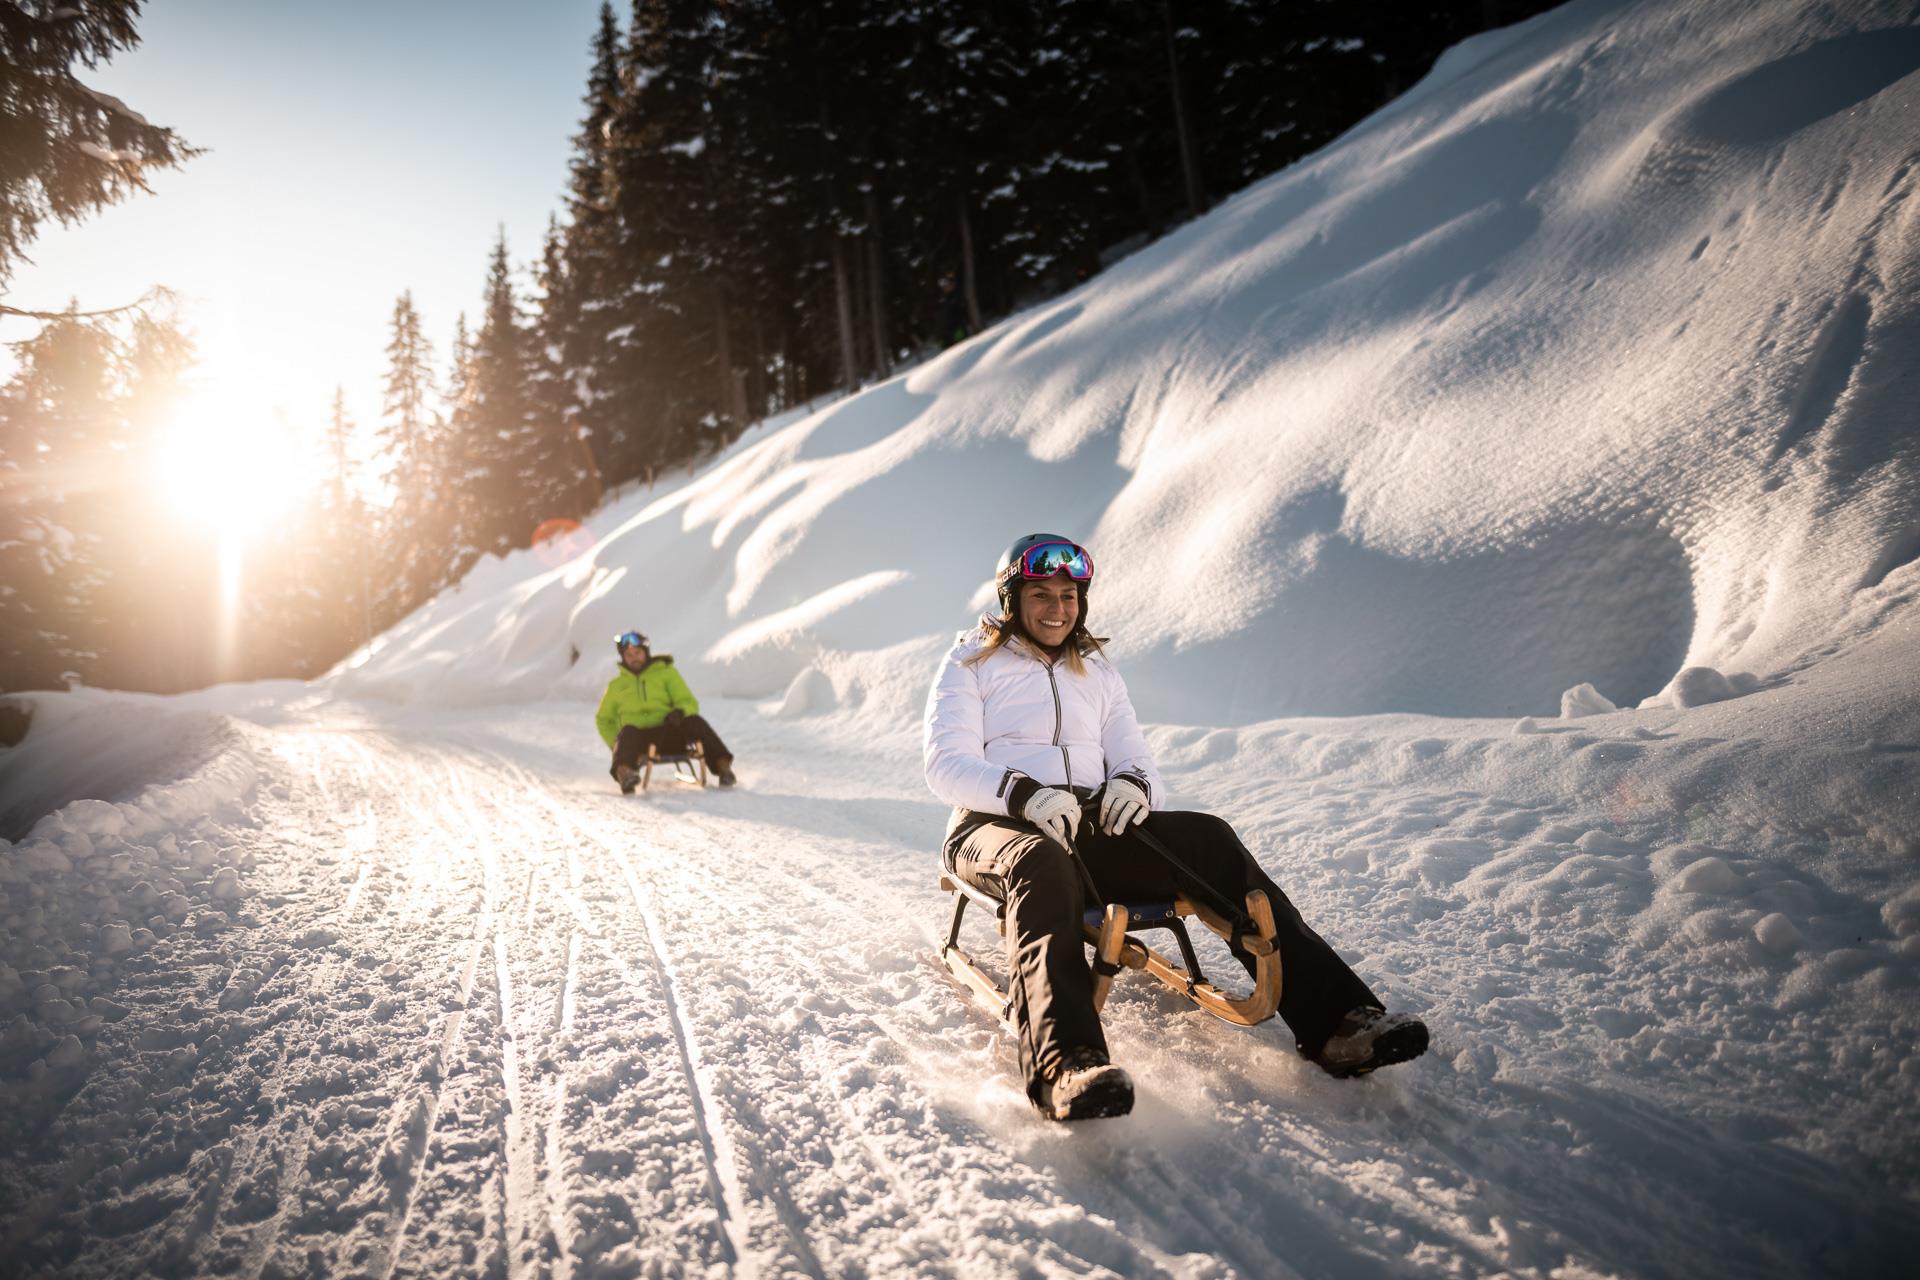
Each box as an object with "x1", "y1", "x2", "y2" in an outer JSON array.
[{"x1": 2, "y1": 0, "x2": 1552, "y2": 696}]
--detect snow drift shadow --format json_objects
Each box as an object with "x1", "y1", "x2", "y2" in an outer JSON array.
[
  {"x1": 1127, "y1": 504, "x2": 1696, "y2": 721},
  {"x1": 1677, "y1": 29, "x2": 1920, "y2": 146}
]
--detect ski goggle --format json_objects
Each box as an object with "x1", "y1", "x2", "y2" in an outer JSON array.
[
  {"x1": 1013, "y1": 541, "x2": 1094, "y2": 582},
  {"x1": 616, "y1": 631, "x2": 649, "y2": 650}
]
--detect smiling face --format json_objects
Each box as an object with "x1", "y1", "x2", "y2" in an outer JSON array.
[{"x1": 1018, "y1": 577, "x2": 1081, "y2": 650}]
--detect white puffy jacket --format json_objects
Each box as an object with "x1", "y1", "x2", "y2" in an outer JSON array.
[{"x1": 923, "y1": 627, "x2": 1164, "y2": 816}]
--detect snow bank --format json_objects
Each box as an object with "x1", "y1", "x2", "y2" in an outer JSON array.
[{"x1": 0, "y1": 691, "x2": 240, "y2": 842}]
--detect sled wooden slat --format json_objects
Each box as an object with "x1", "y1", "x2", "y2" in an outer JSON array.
[
  {"x1": 938, "y1": 875, "x2": 1015, "y2": 1025},
  {"x1": 1087, "y1": 905, "x2": 1129, "y2": 1010}
]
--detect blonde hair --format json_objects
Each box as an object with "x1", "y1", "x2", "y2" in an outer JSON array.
[{"x1": 962, "y1": 590, "x2": 1107, "y2": 675}]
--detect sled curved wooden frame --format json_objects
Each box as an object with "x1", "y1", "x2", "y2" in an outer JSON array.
[
  {"x1": 640, "y1": 740, "x2": 707, "y2": 792},
  {"x1": 936, "y1": 874, "x2": 1282, "y2": 1027}
]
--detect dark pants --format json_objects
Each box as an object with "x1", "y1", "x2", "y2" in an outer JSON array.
[
  {"x1": 610, "y1": 718, "x2": 732, "y2": 778},
  {"x1": 946, "y1": 808, "x2": 1380, "y2": 1096}
]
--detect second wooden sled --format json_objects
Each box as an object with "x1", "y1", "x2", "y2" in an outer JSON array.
[
  {"x1": 639, "y1": 740, "x2": 707, "y2": 792},
  {"x1": 937, "y1": 873, "x2": 1281, "y2": 1027}
]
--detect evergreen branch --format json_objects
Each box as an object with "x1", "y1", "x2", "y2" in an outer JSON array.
[{"x1": 0, "y1": 287, "x2": 174, "y2": 324}]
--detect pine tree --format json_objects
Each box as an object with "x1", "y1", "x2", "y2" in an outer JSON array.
[
  {"x1": 375, "y1": 291, "x2": 443, "y2": 614},
  {"x1": 555, "y1": 2, "x2": 630, "y2": 480},
  {"x1": 532, "y1": 217, "x2": 600, "y2": 519},
  {"x1": 0, "y1": 310, "x2": 118, "y2": 689},
  {"x1": 453, "y1": 233, "x2": 548, "y2": 555},
  {"x1": 0, "y1": 0, "x2": 198, "y2": 288},
  {"x1": 324, "y1": 387, "x2": 371, "y2": 649}
]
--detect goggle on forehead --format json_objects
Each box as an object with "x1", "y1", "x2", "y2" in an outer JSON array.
[
  {"x1": 1015, "y1": 541, "x2": 1094, "y2": 581},
  {"x1": 617, "y1": 631, "x2": 648, "y2": 649}
]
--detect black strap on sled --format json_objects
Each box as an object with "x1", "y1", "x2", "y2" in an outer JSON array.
[{"x1": 1128, "y1": 824, "x2": 1259, "y2": 943}]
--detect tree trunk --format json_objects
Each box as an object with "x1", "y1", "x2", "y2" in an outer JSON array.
[
  {"x1": 568, "y1": 416, "x2": 602, "y2": 514},
  {"x1": 748, "y1": 309, "x2": 767, "y2": 420},
  {"x1": 712, "y1": 284, "x2": 741, "y2": 428},
  {"x1": 958, "y1": 195, "x2": 983, "y2": 332},
  {"x1": 1161, "y1": 0, "x2": 1205, "y2": 220},
  {"x1": 832, "y1": 238, "x2": 859, "y2": 390},
  {"x1": 864, "y1": 186, "x2": 891, "y2": 378}
]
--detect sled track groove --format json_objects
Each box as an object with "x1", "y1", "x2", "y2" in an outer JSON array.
[
  {"x1": 591, "y1": 810, "x2": 949, "y2": 1271},
  {"x1": 376, "y1": 926, "x2": 489, "y2": 1280},
  {"x1": 604, "y1": 839, "x2": 757, "y2": 1277},
  {"x1": 232, "y1": 956, "x2": 353, "y2": 1280},
  {"x1": 538, "y1": 928, "x2": 585, "y2": 1280},
  {"x1": 487, "y1": 769, "x2": 749, "y2": 1275}
]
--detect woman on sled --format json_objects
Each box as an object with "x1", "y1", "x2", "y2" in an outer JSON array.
[{"x1": 922, "y1": 534, "x2": 1428, "y2": 1121}]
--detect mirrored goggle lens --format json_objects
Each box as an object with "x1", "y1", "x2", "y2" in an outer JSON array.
[
  {"x1": 617, "y1": 632, "x2": 646, "y2": 648},
  {"x1": 1018, "y1": 543, "x2": 1092, "y2": 579}
]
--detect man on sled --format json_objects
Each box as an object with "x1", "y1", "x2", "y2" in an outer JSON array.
[{"x1": 598, "y1": 630, "x2": 739, "y2": 792}]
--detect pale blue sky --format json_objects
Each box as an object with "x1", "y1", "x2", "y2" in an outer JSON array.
[{"x1": 5, "y1": 0, "x2": 608, "y2": 473}]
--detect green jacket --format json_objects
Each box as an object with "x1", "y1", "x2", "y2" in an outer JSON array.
[{"x1": 595, "y1": 656, "x2": 700, "y2": 748}]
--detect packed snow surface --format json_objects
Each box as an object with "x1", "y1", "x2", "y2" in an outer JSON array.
[{"x1": 4, "y1": 0, "x2": 1918, "y2": 1275}]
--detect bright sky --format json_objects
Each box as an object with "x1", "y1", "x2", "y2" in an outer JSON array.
[{"x1": 3, "y1": 0, "x2": 606, "y2": 482}]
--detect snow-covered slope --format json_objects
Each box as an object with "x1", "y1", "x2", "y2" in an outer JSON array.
[
  {"x1": 343, "y1": 0, "x2": 1918, "y2": 731},
  {"x1": 4, "y1": 0, "x2": 1919, "y2": 1276}
]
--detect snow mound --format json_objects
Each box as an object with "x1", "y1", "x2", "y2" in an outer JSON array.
[
  {"x1": 1560, "y1": 682, "x2": 1618, "y2": 719},
  {"x1": 766, "y1": 666, "x2": 837, "y2": 719}
]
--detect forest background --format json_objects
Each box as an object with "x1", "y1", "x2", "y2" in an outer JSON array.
[{"x1": 0, "y1": 0, "x2": 1552, "y2": 697}]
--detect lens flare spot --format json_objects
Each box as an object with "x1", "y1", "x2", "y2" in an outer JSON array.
[{"x1": 532, "y1": 516, "x2": 594, "y2": 568}]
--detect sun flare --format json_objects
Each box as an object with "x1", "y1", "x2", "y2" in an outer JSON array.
[{"x1": 156, "y1": 392, "x2": 310, "y2": 545}]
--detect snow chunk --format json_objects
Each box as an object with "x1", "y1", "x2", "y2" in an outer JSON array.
[
  {"x1": 1883, "y1": 884, "x2": 1920, "y2": 939},
  {"x1": 1512, "y1": 716, "x2": 1541, "y2": 735},
  {"x1": 768, "y1": 666, "x2": 836, "y2": 719},
  {"x1": 1655, "y1": 666, "x2": 1758, "y2": 709},
  {"x1": 1673, "y1": 856, "x2": 1738, "y2": 895},
  {"x1": 44, "y1": 1035, "x2": 86, "y2": 1072},
  {"x1": 1753, "y1": 912, "x2": 1802, "y2": 952},
  {"x1": 50, "y1": 799, "x2": 127, "y2": 838},
  {"x1": 1560, "y1": 682, "x2": 1617, "y2": 718},
  {"x1": 1575, "y1": 829, "x2": 1640, "y2": 855}
]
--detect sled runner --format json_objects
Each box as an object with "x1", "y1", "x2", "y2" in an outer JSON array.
[
  {"x1": 936, "y1": 872, "x2": 1282, "y2": 1027},
  {"x1": 638, "y1": 741, "x2": 707, "y2": 792}
]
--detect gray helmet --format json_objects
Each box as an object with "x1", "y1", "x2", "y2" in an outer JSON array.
[{"x1": 994, "y1": 533, "x2": 1095, "y2": 619}]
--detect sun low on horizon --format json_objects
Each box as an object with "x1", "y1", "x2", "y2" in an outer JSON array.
[{"x1": 153, "y1": 386, "x2": 316, "y2": 547}]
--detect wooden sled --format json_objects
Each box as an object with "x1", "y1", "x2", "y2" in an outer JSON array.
[
  {"x1": 639, "y1": 740, "x2": 707, "y2": 792},
  {"x1": 937, "y1": 873, "x2": 1281, "y2": 1028}
]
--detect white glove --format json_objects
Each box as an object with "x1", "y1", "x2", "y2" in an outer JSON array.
[
  {"x1": 1098, "y1": 776, "x2": 1149, "y2": 836},
  {"x1": 1021, "y1": 787, "x2": 1082, "y2": 851}
]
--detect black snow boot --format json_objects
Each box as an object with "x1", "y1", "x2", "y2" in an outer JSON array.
[
  {"x1": 1311, "y1": 1007, "x2": 1429, "y2": 1078},
  {"x1": 712, "y1": 757, "x2": 737, "y2": 787},
  {"x1": 615, "y1": 763, "x2": 639, "y2": 795},
  {"x1": 1034, "y1": 1047, "x2": 1134, "y2": 1121}
]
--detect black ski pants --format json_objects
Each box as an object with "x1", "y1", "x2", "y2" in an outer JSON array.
[
  {"x1": 945, "y1": 807, "x2": 1380, "y2": 1098},
  {"x1": 610, "y1": 718, "x2": 732, "y2": 778}
]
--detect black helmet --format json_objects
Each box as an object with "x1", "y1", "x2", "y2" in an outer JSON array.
[
  {"x1": 615, "y1": 630, "x2": 649, "y2": 653},
  {"x1": 994, "y1": 533, "x2": 1095, "y2": 619}
]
